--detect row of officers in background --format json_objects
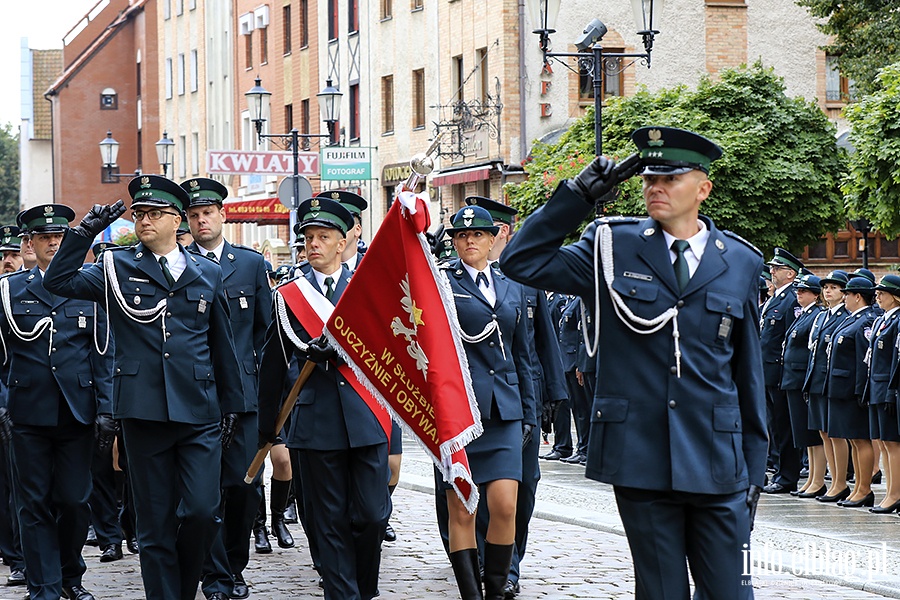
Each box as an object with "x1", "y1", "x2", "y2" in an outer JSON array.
[{"x1": 760, "y1": 248, "x2": 900, "y2": 515}]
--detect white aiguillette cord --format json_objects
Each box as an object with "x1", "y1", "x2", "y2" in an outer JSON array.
[
  {"x1": 0, "y1": 276, "x2": 55, "y2": 361},
  {"x1": 581, "y1": 222, "x2": 683, "y2": 377}
]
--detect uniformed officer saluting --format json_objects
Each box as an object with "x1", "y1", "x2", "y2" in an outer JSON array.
[
  {"x1": 0, "y1": 204, "x2": 113, "y2": 600},
  {"x1": 500, "y1": 126, "x2": 767, "y2": 599},
  {"x1": 43, "y1": 175, "x2": 245, "y2": 600},
  {"x1": 181, "y1": 177, "x2": 273, "y2": 600}
]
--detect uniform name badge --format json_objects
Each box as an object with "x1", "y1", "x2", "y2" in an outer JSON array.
[
  {"x1": 239, "y1": 296, "x2": 248, "y2": 310},
  {"x1": 78, "y1": 316, "x2": 87, "y2": 329},
  {"x1": 878, "y1": 339, "x2": 884, "y2": 350},
  {"x1": 717, "y1": 315, "x2": 733, "y2": 340},
  {"x1": 198, "y1": 298, "x2": 207, "y2": 314},
  {"x1": 527, "y1": 306, "x2": 534, "y2": 319}
]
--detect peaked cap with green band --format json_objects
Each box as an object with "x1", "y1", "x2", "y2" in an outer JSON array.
[
  {"x1": 464, "y1": 196, "x2": 518, "y2": 225},
  {"x1": 445, "y1": 205, "x2": 500, "y2": 236},
  {"x1": 845, "y1": 275, "x2": 875, "y2": 295},
  {"x1": 0, "y1": 225, "x2": 22, "y2": 251},
  {"x1": 17, "y1": 204, "x2": 76, "y2": 234},
  {"x1": 128, "y1": 174, "x2": 189, "y2": 212},
  {"x1": 795, "y1": 274, "x2": 821, "y2": 293},
  {"x1": 180, "y1": 177, "x2": 228, "y2": 208},
  {"x1": 317, "y1": 189, "x2": 368, "y2": 216},
  {"x1": 632, "y1": 126, "x2": 723, "y2": 175},
  {"x1": 820, "y1": 270, "x2": 849, "y2": 288},
  {"x1": 767, "y1": 247, "x2": 804, "y2": 272},
  {"x1": 294, "y1": 197, "x2": 354, "y2": 237}
]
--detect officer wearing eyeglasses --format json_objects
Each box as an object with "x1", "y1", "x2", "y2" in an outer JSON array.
[{"x1": 43, "y1": 174, "x2": 245, "y2": 600}]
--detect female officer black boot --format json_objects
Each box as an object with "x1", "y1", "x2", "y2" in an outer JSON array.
[
  {"x1": 449, "y1": 548, "x2": 483, "y2": 600},
  {"x1": 269, "y1": 478, "x2": 295, "y2": 548},
  {"x1": 482, "y1": 542, "x2": 514, "y2": 600}
]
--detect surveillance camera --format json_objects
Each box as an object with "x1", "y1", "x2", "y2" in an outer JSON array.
[{"x1": 574, "y1": 18, "x2": 608, "y2": 51}]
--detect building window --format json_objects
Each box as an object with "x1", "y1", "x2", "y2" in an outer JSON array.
[
  {"x1": 165, "y1": 58, "x2": 173, "y2": 99},
  {"x1": 826, "y1": 55, "x2": 855, "y2": 103},
  {"x1": 245, "y1": 32, "x2": 253, "y2": 69},
  {"x1": 300, "y1": 0, "x2": 309, "y2": 47},
  {"x1": 177, "y1": 53, "x2": 185, "y2": 95},
  {"x1": 476, "y1": 47, "x2": 488, "y2": 104},
  {"x1": 328, "y1": 0, "x2": 339, "y2": 40},
  {"x1": 189, "y1": 0, "x2": 196, "y2": 9},
  {"x1": 191, "y1": 132, "x2": 199, "y2": 175},
  {"x1": 178, "y1": 135, "x2": 187, "y2": 178},
  {"x1": 176, "y1": 0, "x2": 183, "y2": 16},
  {"x1": 283, "y1": 5, "x2": 292, "y2": 54},
  {"x1": 411, "y1": 0, "x2": 423, "y2": 10},
  {"x1": 452, "y1": 56, "x2": 463, "y2": 104},
  {"x1": 349, "y1": 84, "x2": 360, "y2": 142},
  {"x1": 349, "y1": 0, "x2": 359, "y2": 33},
  {"x1": 260, "y1": 27, "x2": 268, "y2": 64},
  {"x1": 578, "y1": 52, "x2": 623, "y2": 104},
  {"x1": 300, "y1": 99, "x2": 310, "y2": 149},
  {"x1": 381, "y1": 0, "x2": 392, "y2": 20},
  {"x1": 190, "y1": 50, "x2": 198, "y2": 93},
  {"x1": 285, "y1": 104, "x2": 294, "y2": 131},
  {"x1": 100, "y1": 88, "x2": 117, "y2": 110},
  {"x1": 163, "y1": 0, "x2": 171, "y2": 20},
  {"x1": 382, "y1": 75, "x2": 394, "y2": 134},
  {"x1": 413, "y1": 68, "x2": 425, "y2": 129}
]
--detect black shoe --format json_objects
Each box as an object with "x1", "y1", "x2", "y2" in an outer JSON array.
[
  {"x1": 207, "y1": 594, "x2": 229, "y2": 600},
  {"x1": 283, "y1": 502, "x2": 299, "y2": 524},
  {"x1": 869, "y1": 498, "x2": 900, "y2": 514},
  {"x1": 539, "y1": 450, "x2": 570, "y2": 461},
  {"x1": 503, "y1": 579, "x2": 520, "y2": 598},
  {"x1": 383, "y1": 523, "x2": 396, "y2": 542},
  {"x1": 797, "y1": 485, "x2": 827, "y2": 498},
  {"x1": 85, "y1": 525, "x2": 98, "y2": 547},
  {"x1": 872, "y1": 470, "x2": 883, "y2": 485},
  {"x1": 99, "y1": 543, "x2": 123, "y2": 563},
  {"x1": 272, "y1": 518, "x2": 294, "y2": 549},
  {"x1": 816, "y1": 487, "x2": 851, "y2": 502},
  {"x1": 6, "y1": 568, "x2": 25, "y2": 586},
  {"x1": 254, "y1": 526, "x2": 272, "y2": 554},
  {"x1": 61, "y1": 584, "x2": 96, "y2": 600},
  {"x1": 126, "y1": 537, "x2": 139, "y2": 554},
  {"x1": 838, "y1": 492, "x2": 875, "y2": 508},
  {"x1": 560, "y1": 453, "x2": 585, "y2": 464},
  {"x1": 232, "y1": 574, "x2": 249, "y2": 599},
  {"x1": 317, "y1": 577, "x2": 324, "y2": 588},
  {"x1": 763, "y1": 482, "x2": 796, "y2": 494},
  {"x1": 799, "y1": 467, "x2": 810, "y2": 478}
]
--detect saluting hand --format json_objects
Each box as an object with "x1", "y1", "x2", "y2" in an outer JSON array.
[{"x1": 72, "y1": 200, "x2": 128, "y2": 238}]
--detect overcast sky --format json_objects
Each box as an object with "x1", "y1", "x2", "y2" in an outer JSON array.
[{"x1": 1, "y1": 0, "x2": 100, "y2": 128}]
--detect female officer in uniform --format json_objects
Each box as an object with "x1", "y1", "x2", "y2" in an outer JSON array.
[
  {"x1": 781, "y1": 274, "x2": 824, "y2": 497},
  {"x1": 869, "y1": 275, "x2": 900, "y2": 513},
  {"x1": 440, "y1": 205, "x2": 534, "y2": 600},
  {"x1": 825, "y1": 276, "x2": 876, "y2": 508},
  {"x1": 804, "y1": 271, "x2": 849, "y2": 500}
]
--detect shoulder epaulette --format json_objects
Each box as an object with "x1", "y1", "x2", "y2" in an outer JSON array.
[
  {"x1": 594, "y1": 216, "x2": 640, "y2": 226},
  {"x1": 230, "y1": 243, "x2": 261, "y2": 254},
  {"x1": 273, "y1": 274, "x2": 301, "y2": 290},
  {"x1": 437, "y1": 262, "x2": 454, "y2": 270},
  {"x1": 0, "y1": 270, "x2": 21, "y2": 280},
  {"x1": 722, "y1": 230, "x2": 763, "y2": 257}
]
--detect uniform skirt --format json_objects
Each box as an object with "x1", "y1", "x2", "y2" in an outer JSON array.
[
  {"x1": 786, "y1": 389, "x2": 822, "y2": 447},
  {"x1": 808, "y1": 393, "x2": 828, "y2": 432},
  {"x1": 439, "y1": 417, "x2": 522, "y2": 489},
  {"x1": 870, "y1": 404, "x2": 900, "y2": 442},
  {"x1": 826, "y1": 396, "x2": 870, "y2": 439}
]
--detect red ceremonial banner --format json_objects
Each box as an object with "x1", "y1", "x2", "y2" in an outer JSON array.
[{"x1": 324, "y1": 191, "x2": 482, "y2": 511}]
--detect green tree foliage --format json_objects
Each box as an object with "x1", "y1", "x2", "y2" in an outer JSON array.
[
  {"x1": 506, "y1": 62, "x2": 846, "y2": 258},
  {"x1": 842, "y1": 63, "x2": 900, "y2": 238},
  {"x1": 0, "y1": 124, "x2": 20, "y2": 224},
  {"x1": 797, "y1": 0, "x2": 900, "y2": 97}
]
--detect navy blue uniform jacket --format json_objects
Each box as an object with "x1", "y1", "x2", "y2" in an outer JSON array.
[
  {"x1": 825, "y1": 307, "x2": 876, "y2": 400},
  {"x1": 780, "y1": 304, "x2": 821, "y2": 391},
  {"x1": 499, "y1": 183, "x2": 768, "y2": 494},
  {"x1": 1, "y1": 267, "x2": 112, "y2": 425},
  {"x1": 43, "y1": 231, "x2": 245, "y2": 424},
  {"x1": 867, "y1": 310, "x2": 900, "y2": 406},
  {"x1": 257, "y1": 267, "x2": 388, "y2": 451},
  {"x1": 803, "y1": 306, "x2": 849, "y2": 395},
  {"x1": 760, "y1": 286, "x2": 799, "y2": 387}
]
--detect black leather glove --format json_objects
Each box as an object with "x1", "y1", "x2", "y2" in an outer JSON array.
[
  {"x1": 567, "y1": 156, "x2": 616, "y2": 204},
  {"x1": 856, "y1": 394, "x2": 868, "y2": 408},
  {"x1": 548, "y1": 399, "x2": 563, "y2": 422},
  {"x1": 746, "y1": 484, "x2": 762, "y2": 531},
  {"x1": 0, "y1": 408, "x2": 12, "y2": 445},
  {"x1": 425, "y1": 224, "x2": 446, "y2": 258},
  {"x1": 305, "y1": 335, "x2": 338, "y2": 363},
  {"x1": 71, "y1": 200, "x2": 127, "y2": 239},
  {"x1": 522, "y1": 423, "x2": 534, "y2": 449},
  {"x1": 220, "y1": 413, "x2": 238, "y2": 450},
  {"x1": 95, "y1": 414, "x2": 116, "y2": 452},
  {"x1": 257, "y1": 429, "x2": 283, "y2": 449}
]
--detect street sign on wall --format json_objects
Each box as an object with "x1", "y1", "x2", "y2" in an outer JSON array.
[
  {"x1": 206, "y1": 150, "x2": 319, "y2": 176},
  {"x1": 320, "y1": 147, "x2": 372, "y2": 181}
]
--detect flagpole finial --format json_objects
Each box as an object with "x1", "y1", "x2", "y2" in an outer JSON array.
[{"x1": 403, "y1": 132, "x2": 443, "y2": 192}]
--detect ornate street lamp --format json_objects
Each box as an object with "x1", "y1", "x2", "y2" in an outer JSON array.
[{"x1": 155, "y1": 132, "x2": 175, "y2": 178}]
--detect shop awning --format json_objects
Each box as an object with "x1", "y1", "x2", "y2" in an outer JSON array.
[
  {"x1": 223, "y1": 198, "x2": 289, "y2": 225},
  {"x1": 430, "y1": 165, "x2": 493, "y2": 187}
]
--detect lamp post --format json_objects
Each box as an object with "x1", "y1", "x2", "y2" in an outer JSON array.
[
  {"x1": 99, "y1": 130, "x2": 177, "y2": 181},
  {"x1": 525, "y1": 0, "x2": 662, "y2": 158},
  {"x1": 245, "y1": 77, "x2": 343, "y2": 260},
  {"x1": 850, "y1": 218, "x2": 871, "y2": 269}
]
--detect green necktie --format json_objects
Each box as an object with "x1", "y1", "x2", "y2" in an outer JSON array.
[
  {"x1": 159, "y1": 256, "x2": 175, "y2": 287},
  {"x1": 324, "y1": 276, "x2": 335, "y2": 301},
  {"x1": 671, "y1": 239, "x2": 691, "y2": 293},
  {"x1": 206, "y1": 251, "x2": 218, "y2": 263}
]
